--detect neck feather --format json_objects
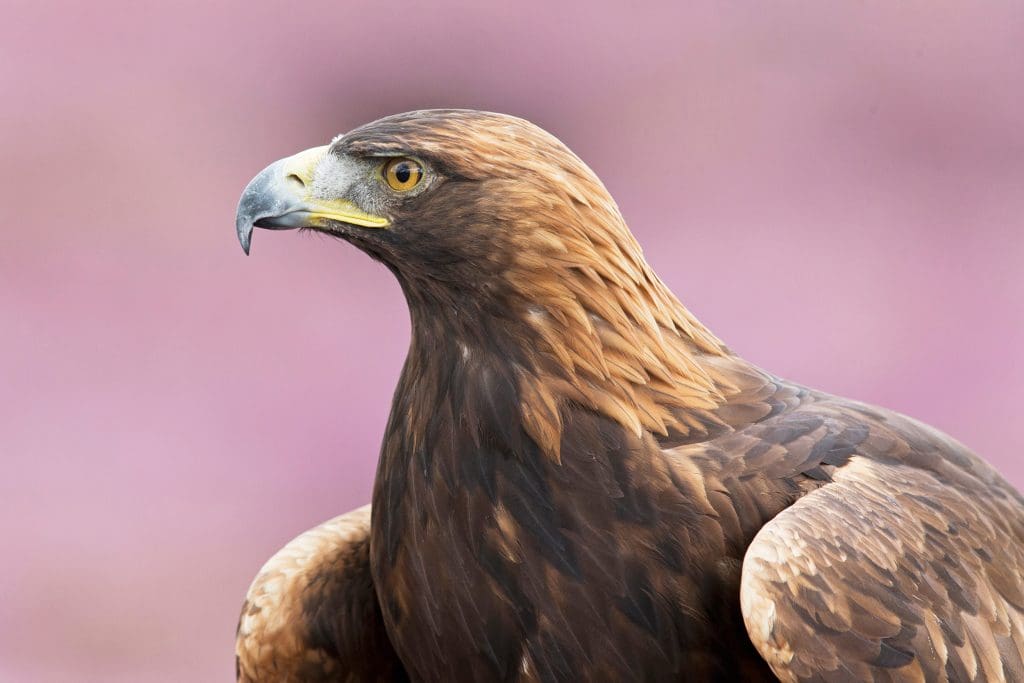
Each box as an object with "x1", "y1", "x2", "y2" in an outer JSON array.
[{"x1": 400, "y1": 241, "x2": 743, "y2": 463}]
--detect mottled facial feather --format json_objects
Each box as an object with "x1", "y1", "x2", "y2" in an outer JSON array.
[{"x1": 311, "y1": 152, "x2": 435, "y2": 220}]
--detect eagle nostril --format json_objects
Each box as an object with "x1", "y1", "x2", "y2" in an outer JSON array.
[{"x1": 285, "y1": 173, "x2": 306, "y2": 192}]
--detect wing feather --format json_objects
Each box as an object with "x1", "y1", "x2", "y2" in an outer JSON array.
[
  {"x1": 741, "y1": 455, "x2": 1024, "y2": 682},
  {"x1": 235, "y1": 505, "x2": 406, "y2": 682}
]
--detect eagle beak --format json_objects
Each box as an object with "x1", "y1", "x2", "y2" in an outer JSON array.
[{"x1": 235, "y1": 146, "x2": 390, "y2": 254}]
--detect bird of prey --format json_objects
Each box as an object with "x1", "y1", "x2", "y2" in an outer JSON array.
[{"x1": 233, "y1": 110, "x2": 1024, "y2": 682}]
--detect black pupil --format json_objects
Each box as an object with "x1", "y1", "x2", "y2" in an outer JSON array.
[{"x1": 394, "y1": 162, "x2": 412, "y2": 184}]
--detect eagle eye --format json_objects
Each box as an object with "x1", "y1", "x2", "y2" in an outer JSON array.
[{"x1": 382, "y1": 158, "x2": 423, "y2": 192}]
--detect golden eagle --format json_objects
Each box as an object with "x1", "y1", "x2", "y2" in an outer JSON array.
[{"x1": 233, "y1": 110, "x2": 1024, "y2": 682}]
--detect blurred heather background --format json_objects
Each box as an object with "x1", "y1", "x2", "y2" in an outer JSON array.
[{"x1": 2, "y1": 1, "x2": 1022, "y2": 680}]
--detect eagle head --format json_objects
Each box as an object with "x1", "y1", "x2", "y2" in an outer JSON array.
[{"x1": 237, "y1": 110, "x2": 628, "y2": 311}]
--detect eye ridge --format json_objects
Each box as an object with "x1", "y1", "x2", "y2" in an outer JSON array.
[{"x1": 383, "y1": 157, "x2": 424, "y2": 192}]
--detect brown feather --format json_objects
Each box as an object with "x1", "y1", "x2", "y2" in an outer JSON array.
[
  {"x1": 235, "y1": 506, "x2": 405, "y2": 682},
  {"x1": 237, "y1": 110, "x2": 1024, "y2": 682}
]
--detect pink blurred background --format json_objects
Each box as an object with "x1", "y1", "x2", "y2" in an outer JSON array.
[{"x1": 2, "y1": 2, "x2": 1022, "y2": 680}]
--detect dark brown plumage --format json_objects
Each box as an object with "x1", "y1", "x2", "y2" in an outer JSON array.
[{"x1": 234, "y1": 110, "x2": 1024, "y2": 682}]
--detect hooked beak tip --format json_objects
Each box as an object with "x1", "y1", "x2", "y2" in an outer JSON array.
[{"x1": 236, "y1": 213, "x2": 254, "y2": 255}]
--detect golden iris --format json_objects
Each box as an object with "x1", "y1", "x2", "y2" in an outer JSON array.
[{"x1": 382, "y1": 158, "x2": 423, "y2": 191}]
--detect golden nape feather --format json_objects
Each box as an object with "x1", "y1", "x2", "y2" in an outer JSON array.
[{"x1": 235, "y1": 110, "x2": 1024, "y2": 682}]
